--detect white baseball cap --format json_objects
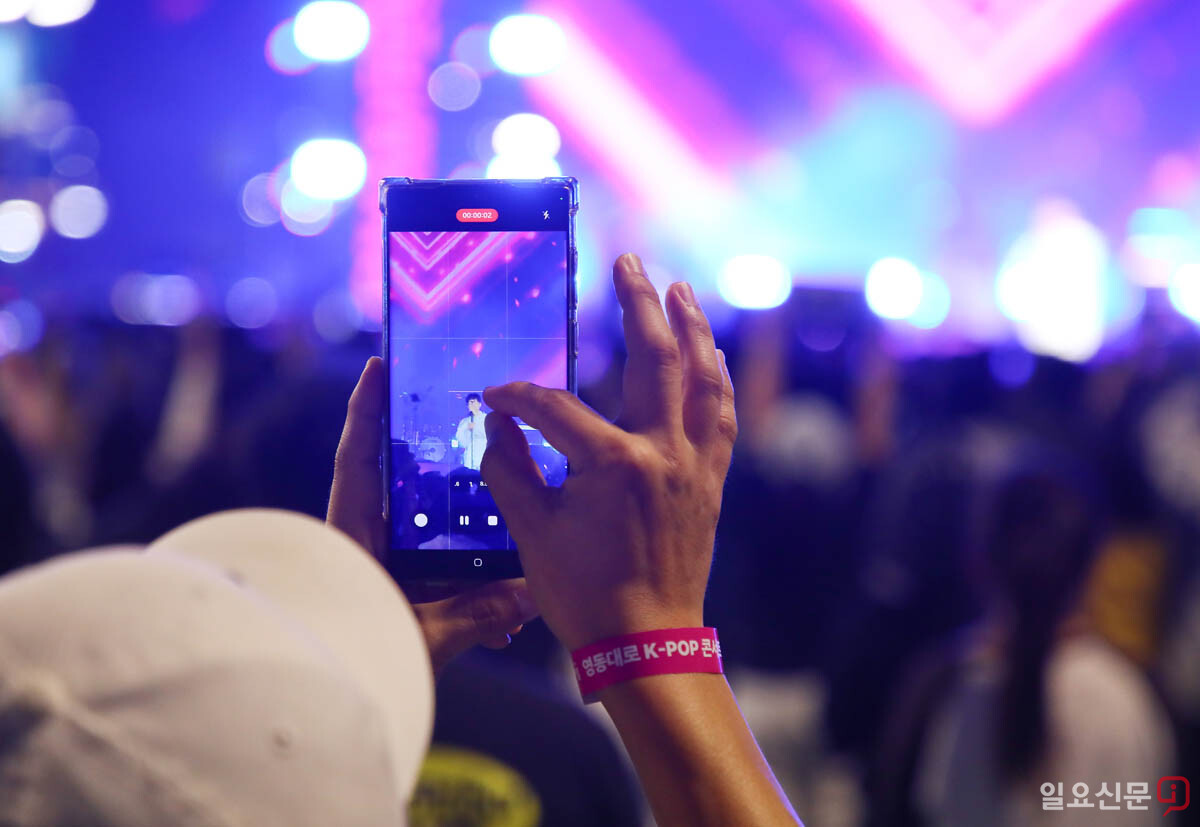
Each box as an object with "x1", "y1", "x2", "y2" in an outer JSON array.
[{"x1": 0, "y1": 509, "x2": 434, "y2": 827}]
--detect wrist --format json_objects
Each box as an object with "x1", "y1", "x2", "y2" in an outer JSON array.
[{"x1": 571, "y1": 626, "x2": 722, "y2": 703}]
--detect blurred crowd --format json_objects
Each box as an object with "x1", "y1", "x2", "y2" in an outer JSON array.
[{"x1": 2, "y1": 290, "x2": 1200, "y2": 825}]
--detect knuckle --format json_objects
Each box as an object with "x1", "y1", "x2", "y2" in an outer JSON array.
[
  {"x1": 692, "y1": 370, "x2": 726, "y2": 403},
  {"x1": 644, "y1": 338, "x2": 681, "y2": 369},
  {"x1": 717, "y1": 411, "x2": 739, "y2": 445}
]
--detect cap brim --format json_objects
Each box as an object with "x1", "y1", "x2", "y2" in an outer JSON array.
[{"x1": 147, "y1": 508, "x2": 433, "y2": 802}]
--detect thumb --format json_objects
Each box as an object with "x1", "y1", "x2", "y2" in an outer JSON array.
[
  {"x1": 480, "y1": 411, "x2": 549, "y2": 536},
  {"x1": 415, "y1": 579, "x2": 540, "y2": 674}
]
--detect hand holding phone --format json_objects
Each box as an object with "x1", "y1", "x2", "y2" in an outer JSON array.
[
  {"x1": 480, "y1": 254, "x2": 737, "y2": 651},
  {"x1": 326, "y1": 357, "x2": 538, "y2": 673},
  {"x1": 381, "y1": 177, "x2": 577, "y2": 580}
]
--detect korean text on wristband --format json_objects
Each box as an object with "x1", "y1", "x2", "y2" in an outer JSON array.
[{"x1": 571, "y1": 627, "x2": 723, "y2": 703}]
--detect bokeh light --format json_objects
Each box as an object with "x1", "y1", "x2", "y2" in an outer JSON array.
[
  {"x1": 907, "y1": 271, "x2": 951, "y2": 329},
  {"x1": 0, "y1": 299, "x2": 43, "y2": 356},
  {"x1": 241, "y1": 173, "x2": 280, "y2": 227},
  {"x1": 0, "y1": 0, "x2": 34, "y2": 25},
  {"x1": 488, "y1": 14, "x2": 566, "y2": 76},
  {"x1": 0, "y1": 200, "x2": 45, "y2": 264},
  {"x1": 492, "y1": 113, "x2": 561, "y2": 159},
  {"x1": 25, "y1": 0, "x2": 94, "y2": 27},
  {"x1": 995, "y1": 200, "x2": 1108, "y2": 362},
  {"x1": 48, "y1": 125, "x2": 99, "y2": 177},
  {"x1": 1168, "y1": 262, "x2": 1200, "y2": 324},
  {"x1": 225, "y1": 277, "x2": 278, "y2": 329},
  {"x1": 111, "y1": 273, "x2": 202, "y2": 326},
  {"x1": 450, "y1": 24, "x2": 495, "y2": 75},
  {"x1": 293, "y1": 1, "x2": 369, "y2": 62},
  {"x1": 266, "y1": 19, "x2": 314, "y2": 75},
  {"x1": 864, "y1": 257, "x2": 923, "y2": 320},
  {"x1": 48, "y1": 185, "x2": 107, "y2": 239},
  {"x1": 280, "y1": 179, "x2": 333, "y2": 236},
  {"x1": 427, "y1": 61, "x2": 481, "y2": 112},
  {"x1": 290, "y1": 138, "x2": 366, "y2": 200},
  {"x1": 312, "y1": 288, "x2": 363, "y2": 343},
  {"x1": 716, "y1": 254, "x2": 792, "y2": 310},
  {"x1": 485, "y1": 154, "x2": 562, "y2": 179}
]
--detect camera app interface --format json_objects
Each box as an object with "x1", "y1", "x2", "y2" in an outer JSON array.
[{"x1": 388, "y1": 220, "x2": 568, "y2": 552}]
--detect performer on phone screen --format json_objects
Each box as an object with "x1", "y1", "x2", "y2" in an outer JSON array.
[{"x1": 455, "y1": 393, "x2": 489, "y2": 471}]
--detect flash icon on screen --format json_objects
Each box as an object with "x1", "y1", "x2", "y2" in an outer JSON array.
[{"x1": 543, "y1": 210, "x2": 549, "y2": 219}]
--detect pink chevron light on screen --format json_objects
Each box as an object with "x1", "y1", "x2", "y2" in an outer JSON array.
[
  {"x1": 388, "y1": 231, "x2": 514, "y2": 320},
  {"x1": 836, "y1": 0, "x2": 1142, "y2": 123}
]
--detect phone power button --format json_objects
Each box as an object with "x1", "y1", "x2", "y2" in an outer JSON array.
[{"x1": 473, "y1": 558, "x2": 483, "y2": 568}]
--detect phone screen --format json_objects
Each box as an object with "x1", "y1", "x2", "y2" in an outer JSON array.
[{"x1": 382, "y1": 178, "x2": 577, "y2": 578}]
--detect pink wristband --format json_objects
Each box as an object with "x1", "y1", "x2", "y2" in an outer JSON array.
[{"x1": 571, "y1": 628, "x2": 723, "y2": 703}]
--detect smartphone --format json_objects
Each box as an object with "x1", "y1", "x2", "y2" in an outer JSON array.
[{"x1": 380, "y1": 177, "x2": 578, "y2": 580}]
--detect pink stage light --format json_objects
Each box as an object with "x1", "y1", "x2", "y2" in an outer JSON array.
[
  {"x1": 352, "y1": 0, "x2": 441, "y2": 323},
  {"x1": 523, "y1": 6, "x2": 738, "y2": 241},
  {"x1": 835, "y1": 0, "x2": 1143, "y2": 124}
]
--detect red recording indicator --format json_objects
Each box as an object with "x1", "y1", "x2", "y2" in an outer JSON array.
[{"x1": 457, "y1": 208, "x2": 498, "y2": 223}]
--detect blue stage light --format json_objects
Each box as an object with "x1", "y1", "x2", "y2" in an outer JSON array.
[
  {"x1": 716, "y1": 255, "x2": 792, "y2": 310},
  {"x1": 489, "y1": 14, "x2": 566, "y2": 76},
  {"x1": 290, "y1": 138, "x2": 366, "y2": 201},
  {"x1": 864, "y1": 257, "x2": 923, "y2": 320},
  {"x1": 1168, "y1": 262, "x2": 1200, "y2": 324},
  {"x1": 293, "y1": 1, "x2": 369, "y2": 62}
]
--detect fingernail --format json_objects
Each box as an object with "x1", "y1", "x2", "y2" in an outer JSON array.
[
  {"x1": 513, "y1": 587, "x2": 538, "y2": 620},
  {"x1": 617, "y1": 252, "x2": 644, "y2": 276}
]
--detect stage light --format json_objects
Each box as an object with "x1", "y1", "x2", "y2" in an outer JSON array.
[
  {"x1": 241, "y1": 174, "x2": 279, "y2": 227},
  {"x1": 137, "y1": 274, "x2": 201, "y2": 327},
  {"x1": 995, "y1": 200, "x2": 1107, "y2": 362},
  {"x1": 226, "y1": 277, "x2": 278, "y2": 329},
  {"x1": 48, "y1": 185, "x2": 106, "y2": 239},
  {"x1": 0, "y1": 299, "x2": 43, "y2": 355},
  {"x1": 1168, "y1": 262, "x2": 1200, "y2": 324},
  {"x1": 427, "y1": 61, "x2": 481, "y2": 112},
  {"x1": 0, "y1": 0, "x2": 34, "y2": 24},
  {"x1": 280, "y1": 179, "x2": 334, "y2": 236},
  {"x1": 290, "y1": 138, "x2": 366, "y2": 201},
  {"x1": 0, "y1": 309, "x2": 17, "y2": 357},
  {"x1": 49, "y1": 125, "x2": 99, "y2": 177},
  {"x1": 492, "y1": 113, "x2": 561, "y2": 159},
  {"x1": 0, "y1": 200, "x2": 44, "y2": 264},
  {"x1": 266, "y1": 19, "x2": 314, "y2": 75},
  {"x1": 865, "y1": 257, "x2": 923, "y2": 320},
  {"x1": 908, "y1": 271, "x2": 950, "y2": 329},
  {"x1": 1124, "y1": 207, "x2": 1197, "y2": 287},
  {"x1": 25, "y1": 0, "x2": 94, "y2": 26},
  {"x1": 489, "y1": 14, "x2": 566, "y2": 76},
  {"x1": 485, "y1": 154, "x2": 561, "y2": 179},
  {"x1": 293, "y1": 1, "x2": 369, "y2": 62},
  {"x1": 451, "y1": 24, "x2": 495, "y2": 75},
  {"x1": 716, "y1": 255, "x2": 792, "y2": 310},
  {"x1": 313, "y1": 289, "x2": 362, "y2": 343}
]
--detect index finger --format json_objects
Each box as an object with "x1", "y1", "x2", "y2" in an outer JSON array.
[
  {"x1": 613, "y1": 253, "x2": 683, "y2": 432},
  {"x1": 483, "y1": 382, "x2": 618, "y2": 470}
]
